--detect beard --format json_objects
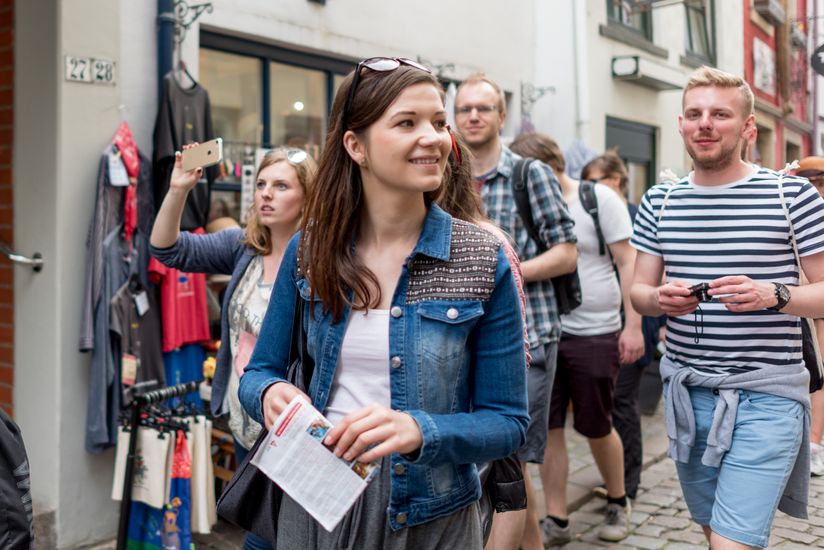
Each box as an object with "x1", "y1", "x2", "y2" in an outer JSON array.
[{"x1": 685, "y1": 136, "x2": 742, "y2": 172}]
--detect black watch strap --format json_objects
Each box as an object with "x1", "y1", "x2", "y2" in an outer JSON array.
[{"x1": 767, "y1": 282, "x2": 791, "y2": 311}]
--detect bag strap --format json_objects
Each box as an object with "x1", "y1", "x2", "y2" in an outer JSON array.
[
  {"x1": 579, "y1": 180, "x2": 606, "y2": 256},
  {"x1": 289, "y1": 289, "x2": 315, "y2": 386},
  {"x1": 777, "y1": 161, "x2": 824, "y2": 378},
  {"x1": 511, "y1": 159, "x2": 547, "y2": 253}
]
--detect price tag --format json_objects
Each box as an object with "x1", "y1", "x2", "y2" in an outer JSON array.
[
  {"x1": 133, "y1": 290, "x2": 150, "y2": 317},
  {"x1": 122, "y1": 353, "x2": 138, "y2": 386},
  {"x1": 108, "y1": 151, "x2": 129, "y2": 186}
]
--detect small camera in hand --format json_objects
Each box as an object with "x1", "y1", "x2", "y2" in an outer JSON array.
[{"x1": 689, "y1": 282, "x2": 711, "y2": 302}]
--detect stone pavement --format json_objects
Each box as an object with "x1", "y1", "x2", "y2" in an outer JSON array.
[
  {"x1": 83, "y1": 403, "x2": 824, "y2": 549},
  {"x1": 532, "y1": 406, "x2": 824, "y2": 549}
]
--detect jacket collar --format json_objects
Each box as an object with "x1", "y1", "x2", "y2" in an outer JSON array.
[{"x1": 410, "y1": 203, "x2": 452, "y2": 262}]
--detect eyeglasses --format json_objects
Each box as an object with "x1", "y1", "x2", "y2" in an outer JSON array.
[
  {"x1": 341, "y1": 57, "x2": 432, "y2": 132},
  {"x1": 266, "y1": 147, "x2": 308, "y2": 165},
  {"x1": 455, "y1": 104, "x2": 498, "y2": 116}
]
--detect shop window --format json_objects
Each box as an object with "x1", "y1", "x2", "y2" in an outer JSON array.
[
  {"x1": 198, "y1": 34, "x2": 352, "y2": 225},
  {"x1": 199, "y1": 49, "x2": 262, "y2": 149},
  {"x1": 270, "y1": 62, "x2": 327, "y2": 160},
  {"x1": 685, "y1": 0, "x2": 714, "y2": 62},
  {"x1": 606, "y1": 0, "x2": 653, "y2": 41}
]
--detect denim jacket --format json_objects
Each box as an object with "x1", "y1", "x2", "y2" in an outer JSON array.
[
  {"x1": 150, "y1": 228, "x2": 252, "y2": 416},
  {"x1": 239, "y1": 204, "x2": 529, "y2": 530}
]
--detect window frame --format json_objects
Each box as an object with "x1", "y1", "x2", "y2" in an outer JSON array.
[
  {"x1": 606, "y1": 0, "x2": 653, "y2": 41},
  {"x1": 684, "y1": 0, "x2": 715, "y2": 64},
  {"x1": 200, "y1": 31, "x2": 355, "y2": 191}
]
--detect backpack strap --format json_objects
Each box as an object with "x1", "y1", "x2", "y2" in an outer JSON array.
[
  {"x1": 511, "y1": 159, "x2": 547, "y2": 253},
  {"x1": 579, "y1": 180, "x2": 606, "y2": 256}
]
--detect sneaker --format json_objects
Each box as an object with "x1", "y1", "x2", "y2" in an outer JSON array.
[
  {"x1": 540, "y1": 516, "x2": 572, "y2": 547},
  {"x1": 597, "y1": 501, "x2": 631, "y2": 542},
  {"x1": 811, "y1": 443, "x2": 824, "y2": 477},
  {"x1": 592, "y1": 485, "x2": 608, "y2": 499}
]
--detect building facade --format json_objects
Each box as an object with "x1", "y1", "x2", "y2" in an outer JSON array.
[{"x1": 13, "y1": 1, "x2": 543, "y2": 547}]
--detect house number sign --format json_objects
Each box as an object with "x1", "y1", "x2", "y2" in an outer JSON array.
[{"x1": 64, "y1": 56, "x2": 116, "y2": 85}]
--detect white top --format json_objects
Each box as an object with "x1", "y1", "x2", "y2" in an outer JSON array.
[
  {"x1": 325, "y1": 309, "x2": 391, "y2": 425},
  {"x1": 226, "y1": 255, "x2": 272, "y2": 449},
  {"x1": 631, "y1": 166, "x2": 824, "y2": 375},
  {"x1": 561, "y1": 182, "x2": 633, "y2": 336}
]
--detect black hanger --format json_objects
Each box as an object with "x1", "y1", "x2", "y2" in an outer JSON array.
[{"x1": 175, "y1": 59, "x2": 197, "y2": 89}]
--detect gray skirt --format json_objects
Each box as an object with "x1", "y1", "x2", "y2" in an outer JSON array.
[{"x1": 276, "y1": 456, "x2": 484, "y2": 550}]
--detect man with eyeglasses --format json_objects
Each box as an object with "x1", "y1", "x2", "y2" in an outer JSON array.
[{"x1": 455, "y1": 73, "x2": 577, "y2": 550}]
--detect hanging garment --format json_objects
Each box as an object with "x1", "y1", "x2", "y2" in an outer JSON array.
[
  {"x1": 162, "y1": 431, "x2": 193, "y2": 550},
  {"x1": 152, "y1": 72, "x2": 216, "y2": 231},
  {"x1": 111, "y1": 426, "x2": 173, "y2": 509},
  {"x1": 162, "y1": 345, "x2": 206, "y2": 410},
  {"x1": 110, "y1": 276, "x2": 165, "y2": 387},
  {"x1": 148, "y1": 231, "x2": 210, "y2": 353},
  {"x1": 186, "y1": 415, "x2": 216, "y2": 534}
]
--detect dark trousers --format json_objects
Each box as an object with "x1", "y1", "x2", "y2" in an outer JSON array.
[{"x1": 611, "y1": 361, "x2": 645, "y2": 500}]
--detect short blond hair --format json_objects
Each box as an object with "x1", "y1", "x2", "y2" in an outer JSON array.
[
  {"x1": 683, "y1": 66, "x2": 754, "y2": 116},
  {"x1": 456, "y1": 73, "x2": 507, "y2": 116}
]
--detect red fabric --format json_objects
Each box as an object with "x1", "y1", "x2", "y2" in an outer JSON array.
[
  {"x1": 171, "y1": 430, "x2": 192, "y2": 479},
  {"x1": 113, "y1": 122, "x2": 140, "y2": 244},
  {"x1": 148, "y1": 229, "x2": 210, "y2": 352},
  {"x1": 113, "y1": 122, "x2": 140, "y2": 177}
]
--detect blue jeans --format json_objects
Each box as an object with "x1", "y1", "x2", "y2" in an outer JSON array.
[
  {"x1": 674, "y1": 387, "x2": 803, "y2": 548},
  {"x1": 234, "y1": 440, "x2": 275, "y2": 550}
]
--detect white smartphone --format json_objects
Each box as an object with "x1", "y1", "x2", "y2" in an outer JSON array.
[{"x1": 181, "y1": 138, "x2": 223, "y2": 172}]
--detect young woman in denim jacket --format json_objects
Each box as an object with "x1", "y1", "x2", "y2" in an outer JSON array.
[
  {"x1": 239, "y1": 59, "x2": 529, "y2": 549},
  {"x1": 150, "y1": 147, "x2": 316, "y2": 550}
]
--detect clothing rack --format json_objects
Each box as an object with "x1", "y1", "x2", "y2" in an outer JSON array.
[{"x1": 115, "y1": 379, "x2": 201, "y2": 550}]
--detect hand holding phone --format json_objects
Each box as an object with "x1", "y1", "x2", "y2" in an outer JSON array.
[{"x1": 181, "y1": 138, "x2": 223, "y2": 171}]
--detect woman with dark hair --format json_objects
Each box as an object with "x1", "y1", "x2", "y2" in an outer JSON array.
[
  {"x1": 239, "y1": 58, "x2": 529, "y2": 549},
  {"x1": 151, "y1": 147, "x2": 316, "y2": 550}
]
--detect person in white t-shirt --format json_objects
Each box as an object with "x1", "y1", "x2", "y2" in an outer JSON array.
[{"x1": 510, "y1": 133, "x2": 644, "y2": 545}]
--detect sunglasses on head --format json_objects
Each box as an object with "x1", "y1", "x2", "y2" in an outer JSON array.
[
  {"x1": 266, "y1": 147, "x2": 308, "y2": 165},
  {"x1": 341, "y1": 57, "x2": 431, "y2": 132}
]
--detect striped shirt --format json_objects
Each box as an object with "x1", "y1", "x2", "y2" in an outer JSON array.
[
  {"x1": 480, "y1": 146, "x2": 577, "y2": 346},
  {"x1": 631, "y1": 166, "x2": 824, "y2": 375}
]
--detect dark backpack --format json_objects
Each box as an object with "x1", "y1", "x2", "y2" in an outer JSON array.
[
  {"x1": 511, "y1": 159, "x2": 582, "y2": 314},
  {"x1": 0, "y1": 408, "x2": 34, "y2": 550}
]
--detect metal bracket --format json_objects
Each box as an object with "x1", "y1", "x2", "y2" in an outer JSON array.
[
  {"x1": 520, "y1": 82, "x2": 555, "y2": 121},
  {"x1": 172, "y1": 0, "x2": 214, "y2": 45},
  {"x1": 416, "y1": 57, "x2": 455, "y2": 78}
]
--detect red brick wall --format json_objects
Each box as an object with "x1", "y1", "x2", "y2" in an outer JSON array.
[{"x1": 0, "y1": 0, "x2": 13, "y2": 417}]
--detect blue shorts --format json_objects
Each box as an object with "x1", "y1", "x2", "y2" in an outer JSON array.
[{"x1": 673, "y1": 386, "x2": 803, "y2": 548}]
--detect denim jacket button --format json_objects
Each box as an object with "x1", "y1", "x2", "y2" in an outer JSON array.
[
  {"x1": 390, "y1": 356, "x2": 402, "y2": 369},
  {"x1": 446, "y1": 307, "x2": 459, "y2": 320},
  {"x1": 390, "y1": 306, "x2": 403, "y2": 318},
  {"x1": 396, "y1": 512, "x2": 407, "y2": 524},
  {"x1": 393, "y1": 463, "x2": 406, "y2": 475}
]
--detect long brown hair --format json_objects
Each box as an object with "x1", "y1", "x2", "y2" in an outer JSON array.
[
  {"x1": 299, "y1": 64, "x2": 450, "y2": 321},
  {"x1": 243, "y1": 148, "x2": 317, "y2": 255},
  {"x1": 437, "y1": 133, "x2": 485, "y2": 223}
]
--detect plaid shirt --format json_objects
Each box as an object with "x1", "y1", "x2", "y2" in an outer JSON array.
[{"x1": 479, "y1": 146, "x2": 576, "y2": 346}]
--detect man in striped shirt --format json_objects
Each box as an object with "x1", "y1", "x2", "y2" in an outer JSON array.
[{"x1": 630, "y1": 66, "x2": 824, "y2": 549}]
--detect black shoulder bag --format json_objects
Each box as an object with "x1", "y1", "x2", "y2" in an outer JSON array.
[
  {"x1": 511, "y1": 158, "x2": 582, "y2": 314},
  {"x1": 216, "y1": 289, "x2": 315, "y2": 544}
]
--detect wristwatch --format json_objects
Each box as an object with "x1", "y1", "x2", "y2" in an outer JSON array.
[{"x1": 767, "y1": 282, "x2": 791, "y2": 311}]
